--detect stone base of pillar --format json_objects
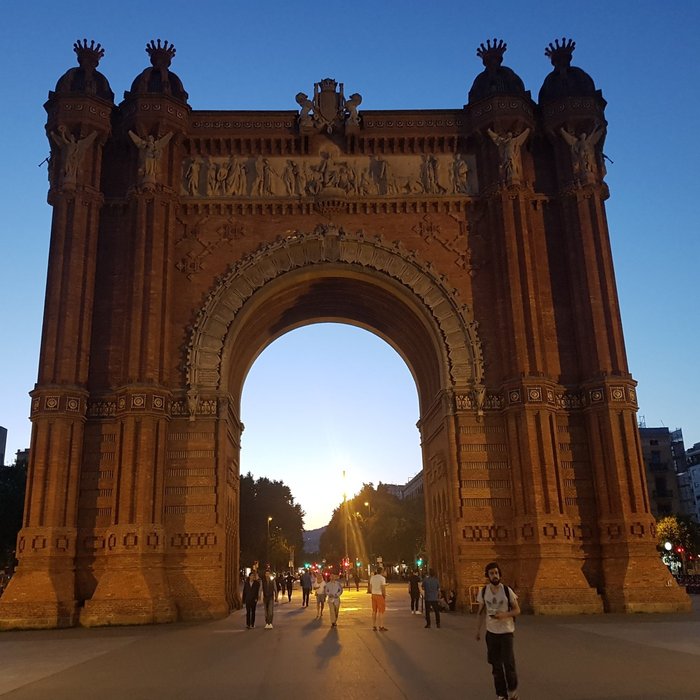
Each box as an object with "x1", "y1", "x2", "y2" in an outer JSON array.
[
  {"x1": 516, "y1": 549, "x2": 604, "y2": 614},
  {"x1": 600, "y1": 549, "x2": 691, "y2": 613},
  {"x1": 0, "y1": 568, "x2": 78, "y2": 629},
  {"x1": 79, "y1": 568, "x2": 177, "y2": 627}
]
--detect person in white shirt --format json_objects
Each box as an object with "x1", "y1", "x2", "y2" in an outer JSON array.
[
  {"x1": 475, "y1": 562, "x2": 521, "y2": 700},
  {"x1": 369, "y1": 565, "x2": 388, "y2": 631},
  {"x1": 324, "y1": 571, "x2": 344, "y2": 628},
  {"x1": 312, "y1": 570, "x2": 327, "y2": 619}
]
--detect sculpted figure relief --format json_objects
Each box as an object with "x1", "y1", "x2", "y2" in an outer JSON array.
[
  {"x1": 487, "y1": 127, "x2": 530, "y2": 184},
  {"x1": 185, "y1": 158, "x2": 201, "y2": 195},
  {"x1": 560, "y1": 125, "x2": 604, "y2": 182},
  {"x1": 182, "y1": 153, "x2": 477, "y2": 199},
  {"x1": 451, "y1": 153, "x2": 470, "y2": 194},
  {"x1": 50, "y1": 126, "x2": 98, "y2": 186},
  {"x1": 128, "y1": 130, "x2": 173, "y2": 186}
]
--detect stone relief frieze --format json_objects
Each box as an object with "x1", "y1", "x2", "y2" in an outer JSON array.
[{"x1": 182, "y1": 152, "x2": 478, "y2": 199}]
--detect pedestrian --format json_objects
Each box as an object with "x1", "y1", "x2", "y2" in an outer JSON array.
[
  {"x1": 422, "y1": 568, "x2": 441, "y2": 628},
  {"x1": 324, "y1": 571, "x2": 344, "y2": 628},
  {"x1": 300, "y1": 568, "x2": 312, "y2": 607},
  {"x1": 242, "y1": 571, "x2": 260, "y2": 629},
  {"x1": 313, "y1": 570, "x2": 327, "y2": 619},
  {"x1": 285, "y1": 570, "x2": 294, "y2": 602},
  {"x1": 408, "y1": 569, "x2": 421, "y2": 614},
  {"x1": 276, "y1": 571, "x2": 284, "y2": 601},
  {"x1": 353, "y1": 567, "x2": 361, "y2": 591},
  {"x1": 475, "y1": 561, "x2": 521, "y2": 700},
  {"x1": 262, "y1": 568, "x2": 276, "y2": 629},
  {"x1": 369, "y1": 565, "x2": 388, "y2": 631}
]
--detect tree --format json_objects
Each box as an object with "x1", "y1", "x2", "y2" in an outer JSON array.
[
  {"x1": 320, "y1": 483, "x2": 425, "y2": 570},
  {"x1": 657, "y1": 514, "x2": 700, "y2": 556},
  {"x1": 0, "y1": 461, "x2": 27, "y2": 569},
  {"x1": 239, "y1": 473, "x2": 305, "y2": 571},
  {"x1": 656, "y1": 515, "x2": 700, "y2": 574}
]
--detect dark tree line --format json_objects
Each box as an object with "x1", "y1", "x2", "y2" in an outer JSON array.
[
  {"x1": 319, "y1": 483, "x2": 425, "y2": 568},
  {"x1": 239, "y1": 472, "x2": 305, "y2": 571},
  {"x1": 0, "y1": 462, "x2": 26, "y2": 570}
]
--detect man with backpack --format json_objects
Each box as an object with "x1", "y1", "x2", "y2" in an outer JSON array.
[{"x1": 475, "y1": 562, "x2": 521, "y2": 700}]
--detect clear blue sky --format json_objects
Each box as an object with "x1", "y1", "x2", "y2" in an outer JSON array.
[{"x1": 1, "y1": 2, "x2": 699, "y2": 528}]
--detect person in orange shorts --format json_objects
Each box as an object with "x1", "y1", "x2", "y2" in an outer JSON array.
[{"x1": 369, "y1": 565, "x2": 387, "y2": 631}]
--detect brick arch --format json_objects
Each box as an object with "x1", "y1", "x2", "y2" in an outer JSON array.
[{"x1": 186, "y1": 224, "x2": 484, "y2": 401}]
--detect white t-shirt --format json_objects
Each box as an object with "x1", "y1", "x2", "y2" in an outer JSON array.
[
  {"x1": 477, "y1": 583, "x2": 517, "y2": 634},
  {"x1": 369, "y1": 573, "x2": 386, "y2": 595}
]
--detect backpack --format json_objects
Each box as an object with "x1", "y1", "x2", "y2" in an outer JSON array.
[{"x1": 481, "y1": 583, "x2": 512, "y2": 611}]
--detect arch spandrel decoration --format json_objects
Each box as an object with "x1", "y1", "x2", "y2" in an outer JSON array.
[{"x1": 186, "y1": 225, "x2": 485, "y2": 399}]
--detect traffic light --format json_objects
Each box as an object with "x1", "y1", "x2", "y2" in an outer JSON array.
[
  {"x1": 416, "y1": 557, "x2": 423, "y2": 567},
  {"x1": 356, "y1": 559, "x2": 361, "y2": 567}
]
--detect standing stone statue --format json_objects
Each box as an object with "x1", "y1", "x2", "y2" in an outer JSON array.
[
  {"x1": 560, "y1": 125, "x2": 604, "y2": 182},
  {"x1": 50, "y1": 126, "x2": 98, "y2": 187},
  {"x1": 128, "y1": 130, "x2": 173, "y2": 187},
  {"x1": 451, "y1": 153, "x2": 470, "y2": 194},
  {"x1": 185, "y1": 158, "x2": 201, "y2": 195},
  {"x1": 487, "y1": 127, "x2": 530, "y2": 184}
]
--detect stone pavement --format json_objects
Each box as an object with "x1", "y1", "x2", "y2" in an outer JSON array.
[{"x1": 1, "y1": 583, "x2": 699, "y2": 699}]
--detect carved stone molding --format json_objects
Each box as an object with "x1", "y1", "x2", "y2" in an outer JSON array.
[{"x1": 186, "y1": 226, "x2": 484, "y2": 393}]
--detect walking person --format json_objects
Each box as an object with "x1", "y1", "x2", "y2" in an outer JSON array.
[
  {"x1": 276, "y1": 571, "x2": 284, "y2": 602},
  {"x1": 475, "y1": 562, "x2": 521, "y2": 700},
  {"x1": 242, "y1": 571, "x2": 260, "y2": 629},
  {"x1": 300, "y1": 568, "x2": 312, "y2": 607},
  {"x1": 408, "y1": 569, "x2": 421, "y2": 615},
  {"x1": 422, "y1": 568, "x2": 441, "y2": 628},
  {"x1": 285, "y1": 570, "x2": 294, "y2": 602},
  {"x1": 324, "y1": 571, "x2": 344, "y2": 628},
  {"x1": 313, "y1": 570, "x2": 327, "y2": 619},
  {"x1": 262, "y1": 568, "x2": 276, "y2": 629},
  {"x1": 369, "y1": 565, "x2": 388, "y2": 631},
  {"x1": 353, "y1": 567, "x2": 361, "y2": 591}
]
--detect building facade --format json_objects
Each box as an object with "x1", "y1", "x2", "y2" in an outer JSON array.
[
  {"x1": 639, "y1": 427, "x2": 683, "y2": 517},
  {"x1": 0, "y1": 37, "x2": 688, "y2": 629}
]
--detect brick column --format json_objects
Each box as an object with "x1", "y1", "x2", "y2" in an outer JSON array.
[
  {"x1": 0, "y1": 89, "x2": 112, "y2": 628},
  {"x1": 79, "y1": 91, "x2": 189, "y2": 625},
  {"x1": 543, "y1": 97, "x2": 689, "y2": 612},
  {"x1": 469, "y1": 98, "x2": 603, "y2": 612}
]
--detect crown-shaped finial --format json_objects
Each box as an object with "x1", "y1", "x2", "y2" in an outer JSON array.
[
  {"x1": 146, "y1": 39, "x2": 176, "y2": 69},
  {"x1": 545, "y1": 37, "x2": 576, "y2": 69},
  {"x1": 319, "y1": 78, "x2": 338, "y2": 91},
  {"x1": 476, "y1": 38, "x2": 507, "y2": 68},
  {"x1": 73, "y1": 39, "x2": 105, "y2": 70}
]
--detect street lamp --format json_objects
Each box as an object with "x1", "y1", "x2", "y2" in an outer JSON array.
[
  {"x1": 342, "y1": 470, "x2": 349, "y2": 571},
  {"x1": 267, "y1": 516, "x2": 272, "y2": 565},
  {"x1": 364, "y1": 501, "x2": 372, "y2": 573}
]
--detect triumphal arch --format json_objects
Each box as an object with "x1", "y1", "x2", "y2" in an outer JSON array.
[{"x1": 0, "y1": 38, "x2": 688, "y2": 628}]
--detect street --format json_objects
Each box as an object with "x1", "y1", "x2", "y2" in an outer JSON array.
[{"x1": 1, "y1": 583, "x2": 699, "y2": 699}]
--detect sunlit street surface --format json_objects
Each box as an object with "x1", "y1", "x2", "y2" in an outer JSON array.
[{"x1": 1, "y1": 583, "x2": 698, "y2": 699}]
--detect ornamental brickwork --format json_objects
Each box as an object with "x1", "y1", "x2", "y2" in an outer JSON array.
[{"x1": 0, "y1": 37, "x2": 688, "y2": 629}]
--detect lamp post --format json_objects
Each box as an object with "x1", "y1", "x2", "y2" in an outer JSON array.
[
  {"x1": 342, "y1": 470, "x2": 349, "y2": 574},
  {"x1": 267, "y1": 516, "x2": 272, "y2": 566},
  {"x1": 364, "y1": 501, "x2": 373, "y2": 574}
]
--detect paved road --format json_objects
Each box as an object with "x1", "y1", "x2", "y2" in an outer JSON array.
[{"x1": 1, "y1": 584, "x2": 699, "y2": 699}]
